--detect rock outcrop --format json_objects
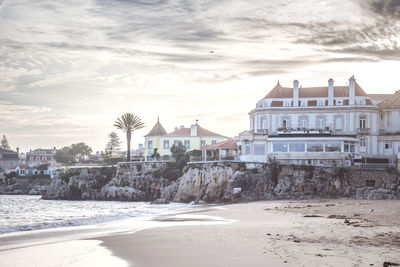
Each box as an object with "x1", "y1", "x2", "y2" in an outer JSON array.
[
  {"x1": 0, "y1": 177, "x2": 50, "y2": 195},
  {"x1": 42, "y1": 167, "x2": 116, "y2": 200},
  {"x1": 42, "y1": 161, "x2": 400, "y2": 202},
  {"x1": 164, "y1": 163, "x2": 400, "y2": 203}
]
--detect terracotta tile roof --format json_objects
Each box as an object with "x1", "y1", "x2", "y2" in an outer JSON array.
[
  {"x1": 369, "y1": 94, "x2": 392, "y2": 100},
  {"x1": 165, "y1": 125, "x2": 225, "y2": 137},
  {"x1": 203, "y1": 139, "x2": 237, "y2": 149},
  {"x1": 9, "y1": 164, "x2": 28, "y2": 170},
  {"x1": 145, "y1": 120, "x2": 167, "y2": 137},
  {"x1": 262, "y1": 81, "x2": 368, "y2": 99},
  {"x1": 378, "y1": 91, "x2": 400, "y2": 109}
]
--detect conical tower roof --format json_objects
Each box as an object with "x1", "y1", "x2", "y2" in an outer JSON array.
[{"x1": 145, "y1": 118, "x2": 167, "y2": 137}]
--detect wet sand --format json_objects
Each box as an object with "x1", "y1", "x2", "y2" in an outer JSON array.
[{"x1": 100, "y1": 200, "x2": 400, "y2": 267}]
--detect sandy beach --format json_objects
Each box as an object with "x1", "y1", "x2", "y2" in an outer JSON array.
[
  {"x1": 100, "y1": 200, "x2": 400, "y2": 267},
  {"x1": 1, "y1": 199, "x2": 400, "y2": 267}
]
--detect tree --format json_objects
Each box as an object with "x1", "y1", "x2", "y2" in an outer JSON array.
[
  {"x1": 114, "y1": 113, "x2": 145, "y2": 162},
  {"x1": 55, "y1": 146, "x2": 75, "y2": 164},
  {"x1": 70, "y1": 142, "x2": 93, "y2": 161},
  {"x1": 1, "y1": 135, "x2": 10, "y2": 150},
  {"x1": 151, "y1": 148, "x2": 160, "y2": 161},
  {"x1": 106, "y1": 132, "x2": 121, "y2": 154},
  {"x1": 170, "y1": 141, "x2": 189, "y2": 171},
  {"x1": 170, "y1": 141, "x2": 186, "y2": 161},
  {"x1": 55, "y1": 142, "x2": 93, "y2": 164}
]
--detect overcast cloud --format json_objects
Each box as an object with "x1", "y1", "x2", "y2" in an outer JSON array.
[{"x1": 1, "y1": 0, "x2": 400, "y2": 152}]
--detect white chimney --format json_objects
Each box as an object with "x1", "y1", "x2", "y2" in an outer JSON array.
[
  {"x1": 328, "y1": 78, "x2": 334, "y2": 106},
  {"x1": 180, "y1": 125, "x2": 184, "y2": 129},
  {"x1": 349, "y1": 75, "x2": 356, "y2": 105},
  {"x1": 293, "y1": 80, "x2": 299, "y2": 106},
  {"x1": 190, "y1": 124, "x2": 197, "y2": 136}
]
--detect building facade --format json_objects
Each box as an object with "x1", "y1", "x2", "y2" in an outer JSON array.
[
  {"x1": 145, "y1": 119, "x2": 228, "y2": 161},
  {"x1": 0, "y1": 148, "x2": 19, "y2": 174},
  {"x1": 236, "y1": 76, "x2": 399, "y2": 166},
  {"x1": 26, "y1": 148, "x2": 57, "y2": 167}
]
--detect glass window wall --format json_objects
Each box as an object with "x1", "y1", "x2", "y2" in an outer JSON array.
[
  {"x1": 289, "y1": 141, "x2": 305, "y2": 152},
  {"x1": 273, "y1": 141, "x2": 288, "y2": 152},
  {"x1": 307, "y1": 142, "x2": 324, "y2": 152}
]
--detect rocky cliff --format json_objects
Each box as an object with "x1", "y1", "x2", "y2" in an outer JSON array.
[
  {"x1": 165, "y1": 162, "x2": 399, "y2": 202},
  {"x1": 42, "y1": 162, "x2": 400, "y2": 202},
  {"x1": 0, "y1": 176, "x2": 50, "y2": 195},
  {"x1": 42, "y1": 163, "x2": 180, "y2": 201}
]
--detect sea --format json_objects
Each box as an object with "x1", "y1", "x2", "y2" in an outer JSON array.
[{"x1": 0, "y1": 195, "x2": 187, "y2": 234}]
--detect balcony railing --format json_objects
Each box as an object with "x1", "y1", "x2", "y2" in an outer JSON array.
[
  {"x1": 357, "y1": 128, "x2": 370, "y2": 134},
  {"x1": 276, "y1": 128, "x2": 332, "y2": 135},
  {"x1": 255, "y1": 129, "x2": 268, "y2": 135}
]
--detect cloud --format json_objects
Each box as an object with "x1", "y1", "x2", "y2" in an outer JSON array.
[{"x1": 368, "y1": 0, "x2": 400, "y2": 18}]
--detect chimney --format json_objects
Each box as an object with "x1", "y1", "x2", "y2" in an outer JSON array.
[
  {"x1": 16, "y1": 147, "x2": 19, "y2": 155},
  {"x1": 190, "y1": 124, "x2": 198, "y2": 136},
  {"x1": 293, "y1": 80, "x2": 299, "y2": 106},
  {"x1": 349, "y1": 75, "x2": 356, "y2": 105},
  {"x1": 174, "y1": 127, "x2": 179, "y2": 131},
  {"x1": 180, "y1": 125, "x2": 184, "y2": 129},
  {"x1": 328, "y1": 78, "x2": 334, "y2": 105}
]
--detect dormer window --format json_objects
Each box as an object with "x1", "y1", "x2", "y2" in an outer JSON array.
[
  {"x1": 317, "y1": 100, "x2": 324, "y2": 106},
  {"x1": 284, "y1": 101, "x2": 291, "y2": 107},
  {"x1": 336, "y1": 99, "x2": 343, "y2": 106},
  {"x1": 360, "y1": 99, "x2": 366, "y2": 105},
  {"x1": 300, "y1": 100, "x2": 307, "y2": 107}
]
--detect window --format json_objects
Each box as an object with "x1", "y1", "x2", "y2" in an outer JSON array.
[
  {"x1": 273, "y1": 142, "x2": 288, "y2": 152},
  {"x1": 360, "y1": 140, "x2": 366, "y2": 147},
  {"x1": 211, "y1": 140, "x2": 217, "y2": 144},
  {"x1": 318, "y1": 100, "x2": 324, "y2": 106},
  {"x1": 284, "y1": 101, "x2": 291, "y2": 107},
  {"x1": 10, "y1": 162, "x2": 14, "y2": 167},
  {"x1": 335, "y1": 117, "x2": 343, "y2": 131},
  {"x1": 289, "y1": 141, "x2": 305, "y2": 152},
  {"x1": 317, "y1": 118, "x2": 325, "y2": 129},
  {"x1": 359, "y1": 116, "x2": 366, "y2": 129},
  {"x1": 360, "y1": 100, "x2": 366, "y2": 105},
  {"x1": 307, "y1": 142, "x2": 324, "y2": 152},
  {"x1": 344, "y1": 142, "x2": 355, "y2": 152},
  {"x1": 336, "y1": 99, "x2": 343, "y2": 105},
  {"x1": 245, "y1": 141, "x2": 251, "y2": 155},
  {"x1": 36, "y1": 157, "x2": 40, "y2": 161},
  {"x1": 325, "y1": 142, "x2": 341, "y2": 152},
  {"x1": 184, "y1": 140, "x2": 190, "y2": 149},
  {"x1": 163, "y1": 140, "x2": 169, "y2": 149},
  {"x1": 42, "y1": 157, "x2": 46, "y2": 161},
  {"x1": 30, "y1": 156, "x2": 34, "y2": 161},
  {"x1": 299, "y1": 118, "x2": 307, "y2": 128},
  {"x1": 254, "y1": 144, "x2": 265, "y2": 155},
  {"x1": 148, "y1": 141, "x2": 153, "y2": 149},
  {"x1": 385, "y1": 143, "x2": 393, "y2": 150},
  {"x1": 174, "y1": 140, "x2": 180, "y2": 146},
  {"x1": 260, "y1": 118, "x2": 267, "y2": 129},
  {"x1": 301, "y1": 100, "x2": 307, "y2": 107},
  {"x1": 200, "y1": 141, "x2": 206, "y2": 147}
]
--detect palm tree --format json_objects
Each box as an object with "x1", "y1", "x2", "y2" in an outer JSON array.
[{"x1": 114, "y1": 113, "x2": 145, "y2": 162}]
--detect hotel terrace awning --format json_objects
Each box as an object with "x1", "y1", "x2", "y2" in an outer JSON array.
[{"x1": 201, "y1": 139, "x2": 238, "y2": 161}]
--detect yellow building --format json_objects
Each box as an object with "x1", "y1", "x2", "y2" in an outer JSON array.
[{"x1": 144, "y1": 119, "x2": 228, "y2": 161}]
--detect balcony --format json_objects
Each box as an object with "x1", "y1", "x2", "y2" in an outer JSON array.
[
  {"x1": 276, "y1": 128, "x2": 332, "y2": 135},
  {"x1": 255, "y1": 129, "x2": 268, "y2": 135},
  {"x1": 357, "y1": 128, "x2": 370, "y2": 135}
]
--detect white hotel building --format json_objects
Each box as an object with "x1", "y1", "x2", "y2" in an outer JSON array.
[{"x1": 236, "y1": 76, "x2": 400, "y2": 166}]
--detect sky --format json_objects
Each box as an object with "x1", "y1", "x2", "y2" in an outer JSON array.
[{"x1": 1, "y1": 0, "x2": 400, "y2": 153}]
